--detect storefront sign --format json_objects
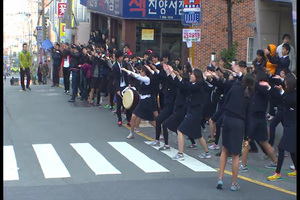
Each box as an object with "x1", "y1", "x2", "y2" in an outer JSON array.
[
  {"x1": 183, "y1": 0, "x2": 201, "y2": 12},
  {"x1": 60, "y1": 23, "x2": 66, "y2": 37},
  {"x1": 142, "y1": 29, "x2": 154, "y2": 40},
  {"x1": 36, "y1": 26, "x2": 43, "y2": 44},
  {"x1": 82, "y1": 0, "x2": 184, "y2": 21},
  {"x1": 123, "y1": 0, "x2": 184, "y2": 20},
  {"x1": 58, "y1": 3, "x2": 67, "y2": 18},
  {"x1": 86, "y1": 0, "x2": 122, "y2": 17},
  {"x1": 182, "y1": 29, "x2": 201, "y2": 42}
]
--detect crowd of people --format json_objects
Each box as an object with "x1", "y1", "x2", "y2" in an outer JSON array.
[{"x1": 40, "y1": 31, "x2": 296, "y2": 191}]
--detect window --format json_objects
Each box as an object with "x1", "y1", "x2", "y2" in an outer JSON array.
[{"x1": 247, "y1": 37, "x2": 254, "y2": 64}]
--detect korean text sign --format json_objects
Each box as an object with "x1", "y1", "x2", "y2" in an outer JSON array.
[{"x1": 182, "y1": 29, "x2": 201, "y2": 42}]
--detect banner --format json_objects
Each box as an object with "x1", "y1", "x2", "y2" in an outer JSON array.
[
  {"x1": 58, "y1": 3, "x2": 67, "y2": 18},
  {"x1": 182, "y1": 29, "x2": 201, "y2": 42},
  {"x1": 60, "y1": 23, "x2": 66, "y2": 37}
]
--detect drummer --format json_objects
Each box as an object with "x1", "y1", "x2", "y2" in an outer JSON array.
[
  {"x1": 112, "y1": 50, "x2": 132, "y2": 127},
  {"x1": 121, "y1": 65, "x2": 157, "y2": 139}
]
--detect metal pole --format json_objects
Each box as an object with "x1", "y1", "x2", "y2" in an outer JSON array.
[{"x1": 42, "y1": 0, "x2": 45, "y2": 60}]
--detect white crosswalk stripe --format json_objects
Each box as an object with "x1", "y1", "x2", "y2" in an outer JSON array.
[
  {"x1": 108, "y1": 142, "x2": 170, "y2": 173},
  {"x1": 32, "y1": 144, "x2": 71, "y2": 179},
  {"x1": 70, "y1": 143, "x2": 121, "y2": 175},
  {"x1": 4, "y1": 141, "x2": 217, "y2": 181},
  {"x1": 145, "y1": 141, "x2": 217, "y2": 172},
  {"x1": 3, "y1": 145, "x2": 19, "y2": 181}
]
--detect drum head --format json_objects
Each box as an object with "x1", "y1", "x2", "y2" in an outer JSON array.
[{"x1": 123, "y1": 89, "x2": 134, "y2": 109}]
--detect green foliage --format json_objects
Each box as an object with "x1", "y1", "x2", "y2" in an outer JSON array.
[{"x1": 219, "y1": 41, "x2": 238, "y2": 69}]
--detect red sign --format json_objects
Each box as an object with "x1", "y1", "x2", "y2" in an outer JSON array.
[
  {"x1": 58, "y1": 3, "x2": 67, "y2": 18},
  {"x1": 184, "y1": 0, "x2": 200, "y2": 5}
]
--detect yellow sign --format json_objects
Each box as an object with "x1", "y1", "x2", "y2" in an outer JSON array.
[
  {"x1": 142, "y1": 29, "x2": 154, "y2": 41},
  {"x1": 61, "y1": 23, "x2": 66, "y2": 36}
]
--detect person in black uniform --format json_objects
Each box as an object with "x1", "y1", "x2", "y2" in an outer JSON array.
[
  {"x1": 68, "y1": 45, "x2": 82, "y2": 102},
  {"x1": 162, "y1": 72, "x2": 189, "y2": 150},
  {"x1": 51, "y1": 43, "x2": 62, "y2": 87},
  {"x1": 121, "y1": 65, "x2": 156, "y2": 139},
  {"x1": 267, "y1": 73, "x2": 297, "y2": 181},
  {"x1": 112, "y1": 50, "x2": 132, "y2": 126},
  {"x1": 151, "y1": 53, "x2": 164, "y2": 115},
  {"x1": 168, "y1": 67, "x2": 211, "y2": 161},
  {"x1": 216, "y1": 72, "x2": 255, "y2": 191},
  {"x1": 240, "y1": 67, "x2": 277, "y2": 172},
  {"x1": 150, "y1": 63, "x2": 177, "y2": 149},
  {"x1": 265, "y1": 44, "x2": 290, "y2": 76}
]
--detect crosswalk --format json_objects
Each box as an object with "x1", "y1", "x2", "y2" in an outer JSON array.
[{"x1": 3, "y1": 141, "x2": 217, "y2": 181}]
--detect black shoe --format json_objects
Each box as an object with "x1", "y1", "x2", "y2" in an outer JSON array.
[
  {"x1": 51, "y1": 85, "x2": 55, "y2": 87},
  {"x1": 26, "y1": 87, "x2": 31, "y2": 90},
  {"x1": 22, "y1": 88, "x2": 26, "y2": 91},
  {"x1": 68, "y1": 99, "x2": 75, "y2": 102},
  {"x1": 215, "y1": 152, "x2": 221, "y2": 157},
  {"x1": 248, "y1": 148, "x2": 258, "y2": 153}
]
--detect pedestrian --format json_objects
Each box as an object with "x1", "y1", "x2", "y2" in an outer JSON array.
[
  {"x1": 121, "y1": 65, "x2": 156, "y2": 139},
  {"x1": 265, "y1": 44, "x2": 290, "y2": 76},
  {"x1": 112, "y1": 50, "x2": 132, "y2": 126},
  {"x1": 61, "y1": 42, "x2": 71, "y2": 94},
  {"x1": 68, "y1": 45, "x2": 82, "y2": 102},
  {"x1": 251, "y1": 49, "x2": 267, "y2": 70},
  {"x1": 41, "y1": 60, "x2": 49, "y2": 85},
  {"x1": 240, "y1": 67, "x2": 277, "y2": 173},
  {"x1": 123, "y1": 44, "x2": 132, "y2": 57},
  {"x1": 173, "y1": 58, "x2": 182, "y2": 72},
  {"x1": 216, "y1": 73, "x2": 255, "y2": 191},
  {"x1": 18, "y1": 43, "x2": 31, "y2": 91},
  {"x1": 170, "y1": 68, "x2": 212, "y2": 161},
  {"x1": 267, "y1": 73, "x2": 297, "y2": 181},
  {"x1": 276, "y1": 33, "x2": 296, "y2": 73},
  {"x1": 150, "y1": 63, "x2": 177, "y2": 149},
  {"x1": 51, "y1": 42, "x2": 62, "y2": 87},
  {"x1": 37, "y1": 62, "x2": 43, "y2": 85}
]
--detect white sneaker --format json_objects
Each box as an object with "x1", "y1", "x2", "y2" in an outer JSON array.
[
  {"x1": 198, "y1": 152, "x2": 211, "y2": 159},
  {"x1": 159, "y1": 134, "x2": 164, "y2": 140},
  {"x1": 150, "y1": 140, "x2": 160, "y2": 147},
  {"x1": 134, "y1": 128, "x2": 140, "y2": 133},
  {"x1": 290, "y1": 165, "x2": 295, "y2": 171},
  {"x1": 127, "y1": 132, "x2": 134, "y2": 139},
  {"x1": 208, "y1": 144, "x2": 220, "y2": 150}
]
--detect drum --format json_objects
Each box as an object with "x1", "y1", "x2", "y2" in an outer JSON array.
[{"x1": 122, "y1": 88, "x2": 140, "y2": 111}]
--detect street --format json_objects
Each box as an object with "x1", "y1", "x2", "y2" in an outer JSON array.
[{"x1": 3, "y1": 80, "x2": 296, "y2": 200}]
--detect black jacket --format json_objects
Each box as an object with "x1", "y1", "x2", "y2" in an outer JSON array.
[
  {"x1": 112, "y1": 61, "x2": 129, "y2": 92},
  {"x1": 90, "y1": 56, "x2": 110, "y2": 78},
  {"x1": 51, "y1": 49, "x2": 62, "y2": 66},
  {"x1": 266, "y1": 54, "x2": 290, "y2": 75},
  {"x1": 69, "y1": 51, "x2": 81, "y2": 72}
]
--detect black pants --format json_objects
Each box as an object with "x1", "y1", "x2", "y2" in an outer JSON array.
[
  {"x1": 63, "y1": 67, "x2": 70, "y2": 91},
  {"x1": 116, "y1": 87, "x2": 132, "y2": 122},
  {"x1": 268, "y1": 109, "x2": 284, "y2": 147},
  {"x1": 52, "y1": 64, "x2": 60, "y2": 85},
  {"x1": 155, "y1": 104, "x2": 174, "y2": 144},
  {"x1": 71, "y1": 71, "x2": 80, "y2": 100},
  {"x1": 20, "y1": 67, "x2": 31, "y2": 89},
  {"x1": 276, "y1": 147, "x2": 296, "y2": 173}
]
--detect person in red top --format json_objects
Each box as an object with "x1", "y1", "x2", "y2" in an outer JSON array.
[{"x1": 124, "y1": 44, "x2": 132, "y2": 56}]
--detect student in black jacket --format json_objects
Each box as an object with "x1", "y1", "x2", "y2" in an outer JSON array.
[
  {"x1": 51, "y1": 43, "x2": 62, "y2": 87},
  {"x1": 68, "y1": 45, "x2": 82, "y2": 102},
  {"x1": 169, "y1": 68, "x2": 211, "y2": 161},
  {"x1": 265, "y1": 43, "x2": 290, "y2": 75},
  {"x1": 150, "y1": 63, "x2": 177, "y2": 149},
  {"x1": 216, "y1": 73, "x2": 255, "y2": 191},
  {"x1": 267, "y1": 73, "x2": 297, "y2": 181},
  {"x1": 240, "y1": 67, "x2": 277, "y2": 172},
  {"x1": 112, "y1": 50, "x2": 132, "y2": 126}
]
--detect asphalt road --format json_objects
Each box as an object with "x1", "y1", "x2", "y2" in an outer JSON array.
[{"x1": 3, "y1": 79, "x2": 297, "y2": 200}]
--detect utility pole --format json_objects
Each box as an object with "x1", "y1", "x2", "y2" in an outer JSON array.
[{"x1": 41, "y1": 0, "x2": 45, "y2": 60}]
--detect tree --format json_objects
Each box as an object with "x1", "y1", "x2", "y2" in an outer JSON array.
[{"x1": 225, "y1": 0, "x2": 244, "y2": 49}]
